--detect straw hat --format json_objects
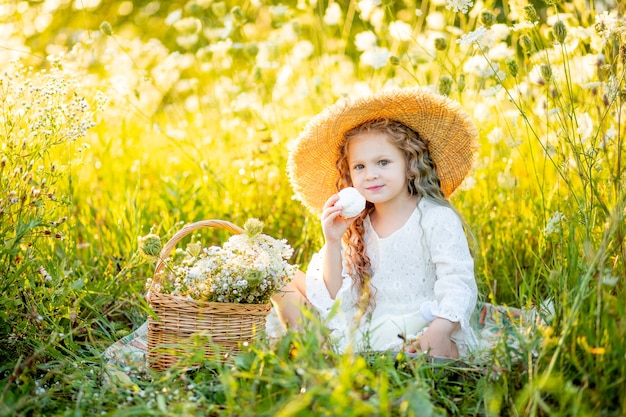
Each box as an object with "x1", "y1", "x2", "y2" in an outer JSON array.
[{"x1": 287, "y1": 87, "x2": 478, "y2": 215}]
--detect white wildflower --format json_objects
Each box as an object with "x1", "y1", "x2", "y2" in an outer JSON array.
[
  {"x1": 292, "y1": 40, "x2": 315, "y2": 62},
  {"x1": 324, "y1": 3, "x2": 342, "y2": 26},
  {"x1": 504, "y1": 135, "x2": 523, "y2": 148},
  {"x1": 360, "y1": 46, "x2": 390, "y2": 69},
  {"x1": 604, "y1": 126, "x2": 616, "y2": 143},
  {"x1": 497, "y1": 171, "x2": 516, "y2": 189},
  {"x1": 357, "y1": 0, "x2": 380, "y2": 21},
  {"x1": 595, "y1": 11, "x2": 619, "y2": 39},
  {"x1": 463, "y1": 56, "x2": 489, "y2": 78},
  {"x1": 487, "y1": 126, "x2": 504, "y2": 144},
  {"x1": 173, "y1": 17, "x2": 202, "y2": 35},
  {"x1": 545, "y1": 211, "x2": 567, "y2": 236},
  {"x1": 165, "y1": 9, "x2": 182, "y2": 26},
  {"x1": 529, "y1": 65, "x2": 547, "y2": 85},
  {"x1": 577, "y1": 112, "x2": 593, "y2": 142},
  {"x1": 159, "y1": 219, "x2": 297, "y2": 304},
  {"x1": 605, "y1": 75, "x2": 619, "y2": 103},
  {"x1": 601, "y1": 274, "x2": 618, "y2": 287},
  {"x1": 446, "y1": 0, "x2": 473, "y2": 14},
  {"x1": 458, "y1": 175, "x2": 476, "y2": 191},
  {"x1": 457, "y1": 26, "x2": 488, "y2": 47},
  {"x1": 355, "y1": 30, "x2": 378, "y2": 51},
  {"x1": 426, "y1": 12, "x2": 446, "y2": 31},
  {"x1": 369, "y1": 8, "x2": 385, "y2": 29},
  {"x1": 389, "y1": 20, "x2": 413, "y2": 41},
  {"x1": 481, "y1": 84, "x2": 503, "y2": 97},
  {"x1": 37, "y1": 266, "x2": 52, "y2": 281}
]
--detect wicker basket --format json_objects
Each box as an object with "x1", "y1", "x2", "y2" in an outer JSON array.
[{"x1": 147, "y1": 219, "x2": 272, "y2": 371}]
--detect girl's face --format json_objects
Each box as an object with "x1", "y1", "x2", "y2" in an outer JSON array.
[{"x1": 347, "y1": 130, "x2": 412, "y2": 208}]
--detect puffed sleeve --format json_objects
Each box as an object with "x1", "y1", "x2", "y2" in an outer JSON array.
[{"x1": 425, "y1": 206, "x2": 478, "y2": 347}]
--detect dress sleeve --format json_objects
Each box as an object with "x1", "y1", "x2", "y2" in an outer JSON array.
[
  {"x1": 425, "y1": 206, "x2": 478, "y2": 347},
  {"x1": 305, "y1": 246, "x2": 352, "y2": 314}
]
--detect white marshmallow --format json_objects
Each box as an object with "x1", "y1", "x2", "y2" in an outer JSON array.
[{"x1": 337, "y1": 187, "x2": 366, "y2": 218}]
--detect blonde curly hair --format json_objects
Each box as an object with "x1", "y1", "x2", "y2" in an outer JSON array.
[{"x1": 335, "y1": 118, "x2": 455, "y2": 313}]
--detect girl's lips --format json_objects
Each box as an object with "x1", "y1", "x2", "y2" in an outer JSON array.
[{"x1": 366, "y1": 185, "x2": 384, "y2": 191}]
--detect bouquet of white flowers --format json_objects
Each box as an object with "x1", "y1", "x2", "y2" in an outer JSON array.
[
  {"x1": 151, "y1": 218, "x2": 297, "y2": 304},
  {"x1": 145, "y1": 218, "x2": 297, "y2": 370}
]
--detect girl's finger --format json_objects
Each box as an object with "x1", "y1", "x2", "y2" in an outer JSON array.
[{"x1": 323, "y1": 194, "x2": 340, "y2": 210}]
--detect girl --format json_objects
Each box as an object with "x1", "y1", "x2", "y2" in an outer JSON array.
[{"x1": 269, "y1": 87, "x2": 479, "y2": 358}]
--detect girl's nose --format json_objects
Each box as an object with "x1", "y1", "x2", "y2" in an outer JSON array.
[{"x1": 366, "y1": 169, "x2": 379, "y2": 180}]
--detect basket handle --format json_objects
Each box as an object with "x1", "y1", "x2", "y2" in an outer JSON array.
[{"x1": 152, "y1": 219, "x2": 245, "y2": 284}]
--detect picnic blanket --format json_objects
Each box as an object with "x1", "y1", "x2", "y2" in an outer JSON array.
[{"x1": 104, "y1": 301, "x2": 550, "y2": 370}]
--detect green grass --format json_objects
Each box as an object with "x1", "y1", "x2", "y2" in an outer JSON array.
[{"x1": 1, "y1": 0, "x2": 625, "y2": 415}]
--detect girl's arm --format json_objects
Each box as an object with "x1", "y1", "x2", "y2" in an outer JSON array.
[
  {"x1": 322, "y1": 241, "x2": 344, "y2": 299},
  {"x1": 411, "y1": 203, "x2": 478, "y2": 357},
  {"x1": 320, "y1": 194, "x2": 354, "y2": 299}
]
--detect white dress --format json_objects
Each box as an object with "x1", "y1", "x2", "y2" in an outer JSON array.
[{"x1": 267, "y1": 197, "x2": 478, "y2": 353}]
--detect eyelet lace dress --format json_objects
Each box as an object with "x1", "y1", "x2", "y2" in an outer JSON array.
[{"x1": 267, "y1": 197, "x2": 478, "y2": 353}]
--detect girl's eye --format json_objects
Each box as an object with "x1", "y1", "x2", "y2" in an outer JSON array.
[
  {"x1": 379, "y1": 160, "x2": 389, "y2": 166},
  {"x1": 352, "y1": 164, "x2": 364, "y2": 170}
]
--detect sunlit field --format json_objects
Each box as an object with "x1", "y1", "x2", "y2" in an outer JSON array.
[{"x1": 1, "y1": 0, "x2": 625, "y2": 415}]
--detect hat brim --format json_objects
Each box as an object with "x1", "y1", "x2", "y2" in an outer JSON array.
[{"x1": 287, "y1": 87, "x2": 478, "y2": 215}]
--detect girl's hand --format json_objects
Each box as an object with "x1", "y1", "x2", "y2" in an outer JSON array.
[
  {"x1": 321, "y1": 194, "x2": 356, "y2": 244},
  {"x1": 407, "y1": 318, "x2": 460, "y2": 359},
  {"x1": 320, "y1": 194, "x2": 357, "y2": 298}
]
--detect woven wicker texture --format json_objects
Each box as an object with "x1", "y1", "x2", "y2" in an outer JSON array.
[
  {"x1": 287, "y1": 87, "x2": 478, "y2": 215},
  {"x1": 147, "y1": 220, "x2": 271, "y2": 371}
]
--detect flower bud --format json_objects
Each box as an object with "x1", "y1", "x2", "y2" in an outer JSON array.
[
  {"x1": 389, "y1": 55, "x2": 401, "y2": 65},
  {"x1": 173, "y1": 17, "x2": 202, "y2": 35},
  {"x1": 523, "y1": 5, "x2": 537, "y2": 22},
  {"x1": 245, "y1": 43, "x2": 259, "y2": 58},
  {"x1": 139, "y1": 234, "x2": 163, "y2": 258},
  {"x1": 505, "y1": 57, "x2": 519, "y2": 77},
  {"x1": 480, "y1": 10, "x2": 496, "y2": 28},
  {"x1": 211, "y1": 2, "x2": 227, "y2": 18},
  {"x1": 100, "y1": 21, "x2": 113, "y2": 36},
  {"x1": 438, "y1": 75, "x2": 453, "y2": 96},
  {"x1": 519, "y1": 34, "x2": 533, "y2": 52},
  {"x1": 434, "y1": 37, "x2": 448, "y2": 51},
  {"x1": 231, "y1": 6, "x2": 245, "y2": 21},
  {"x1": 244, "y1": 218, "x2": 264, "y2": 237},
  {"x1": 186, "y1": 242, "x2": 202, "y2": 258},
  {"x1": 540, "y1": 64, "x2": 553, "y2": 82},
  {"x1": 553, "y1": 20, "x2": 567, "y2": 43},
  {"x1": 457, "y1": 74, "x2": 465, "y2": 93}
]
